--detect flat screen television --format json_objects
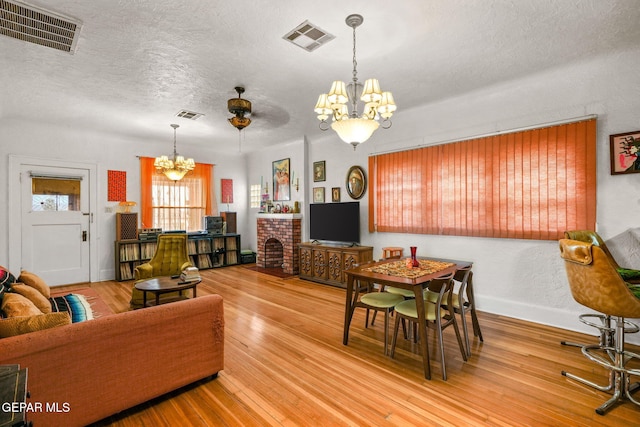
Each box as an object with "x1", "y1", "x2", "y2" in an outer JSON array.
[{"x1": 309, "y1": 201, "x2": 360, "y2": 244}]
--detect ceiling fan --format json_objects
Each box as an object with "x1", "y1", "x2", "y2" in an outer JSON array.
[{"x1": 227, "y1": 86, "x2": 252, "y2": 131}]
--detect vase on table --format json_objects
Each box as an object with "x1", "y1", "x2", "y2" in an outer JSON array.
[{"x1": 410, "y1": 246, "x2": 420, "y2": 267}]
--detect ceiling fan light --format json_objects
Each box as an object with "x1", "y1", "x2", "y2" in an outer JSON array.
[{"x1": 229, "y1": 115, "x2": 251, "y2": 130}]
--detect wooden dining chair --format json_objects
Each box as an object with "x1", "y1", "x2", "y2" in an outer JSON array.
[
  {"x1": 389, "y1": 272, "x2": 468, "y2": 380},
  {"x1": 349, "y1": 261, "x2": 404, "y2": 355},
  {"x1": 430, "y1": 266, "x2": 483, "y2": 358}
]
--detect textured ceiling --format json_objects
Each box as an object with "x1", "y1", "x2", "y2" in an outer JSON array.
[{"x1": 2, "y1": 0, "x2": 640, "y2": 153}]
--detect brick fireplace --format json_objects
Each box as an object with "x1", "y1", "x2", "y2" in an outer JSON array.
[{"x1": 257, "y1": 214, "x2": 302, "y2": 275}]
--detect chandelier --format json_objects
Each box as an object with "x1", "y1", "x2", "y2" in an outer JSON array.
[
  {"x1": 154, "y1": 124, "x2": 195, "y2": 181},
  {"x1": 314, "y1": 14, "x2": 397, "y2": 150}
]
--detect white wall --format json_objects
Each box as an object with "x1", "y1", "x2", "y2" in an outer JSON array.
[
  {"x1": 302, "y1": 46, "x2": 640, "y2": 344},
  {"x1": 2, "y1": 46, "x2": 639, "y2": 344},
  {"x1": 0, "y1": 120, "x2": 245, "y2": 281}
]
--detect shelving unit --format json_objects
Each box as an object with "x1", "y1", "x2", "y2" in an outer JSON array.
[{"x1": 114, "y1": 233, "x2": 241, "y2": 281}]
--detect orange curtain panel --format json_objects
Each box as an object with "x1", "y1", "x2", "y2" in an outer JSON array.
[
  {"x1": 369, "y1": 118, "x2": 596, "y2": 240},
  {"x1": 140, "y1": 157, "x2": 214, "y2": 231}
]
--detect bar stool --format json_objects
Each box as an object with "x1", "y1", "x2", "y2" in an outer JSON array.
[
  {"x1": 559, "y1": 239, "x2": 640, "y2": 415},
  {"x1": 382, "y1": 247, "x2": 403, "y2": 260}
]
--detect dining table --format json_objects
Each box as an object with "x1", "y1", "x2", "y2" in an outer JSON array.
[{"x1": 343, "y1": 256, "x2": 473, "y2": 380}]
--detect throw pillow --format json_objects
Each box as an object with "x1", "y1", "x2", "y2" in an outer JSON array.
[
  {"x1": 18, "y1": 270, "x2": 50, "y2": 298},
  {"x1": 1, "y1": 292, "x2": 42, "y2": 317},
  {"x1": 0, "y1": 265, "x2": 17, "y2": 288},
  {"x1": 0, "y1": 312, "x2": 70, "y2": 338},
  {"x1": 10, "y1": 283, "x2": 52, "y2": 314}
]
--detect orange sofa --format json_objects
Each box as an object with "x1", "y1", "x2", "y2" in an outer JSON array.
[{"x1": 0, "y1": 294, "x2": 224, "y2": 427}]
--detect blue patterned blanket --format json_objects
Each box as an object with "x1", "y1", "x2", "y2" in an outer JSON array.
[{"x1": 50, "y1": 293, "x2": 94, "y2": 323}]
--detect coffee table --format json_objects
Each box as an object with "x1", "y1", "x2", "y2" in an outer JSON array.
[{"x1": 134, "y1": 276, "x2": 201, "y2": 308}]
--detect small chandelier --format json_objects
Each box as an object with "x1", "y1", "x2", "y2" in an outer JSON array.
[
  {"x1": 314, "y1": 14, "x2": 397, "y2": 150},
  {"x1": 154, "y1": 124, "x2": 195, "y2": 181}
]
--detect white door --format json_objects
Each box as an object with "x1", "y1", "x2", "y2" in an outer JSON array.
[{"x1": 21, "y1": 165, "x2": 91, "y2": 285}]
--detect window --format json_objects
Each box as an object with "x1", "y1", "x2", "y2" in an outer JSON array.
[
  {"x1": 369, "y1": 119, "x2": 596, "y2": 240},
  {"x1": 250, "y1": 184, "x2": 261, "y2": 208},
  {"x1": 31, "y1": 177, "x2": 80, "y2": 211},
  {"x1": 140, "y1": 157, "x2": 214, "y2": 231}
]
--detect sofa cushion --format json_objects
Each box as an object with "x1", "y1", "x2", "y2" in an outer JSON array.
[
  {"x1": 1, "y1": 292, "x2": 42, "y2": 317},
  {"x1": 18, "y1": 270, "x2": 50, "y2": 298},
  {"x1": 10, "y1": 283, "x2": 52, "y2": 314},
  {"x1": 0, "y1": 312, "x2": 70, "y2": 338}
]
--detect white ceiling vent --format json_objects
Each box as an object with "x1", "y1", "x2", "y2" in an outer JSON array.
[
  {"x1": 283, "y1": 20, "x2": 334, "y2": 52},
  {"x1": 176, "y1": 110, "x2": 204, "y2": 120},
  {"x1": 0, "y1": 0, "x2": 82, "y2": 53}
]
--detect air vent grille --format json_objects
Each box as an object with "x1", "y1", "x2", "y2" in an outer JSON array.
[
  {"x1": 0, "y1": 0, "x2": 82, "y2": 53},
  {"x1": 176, "y1": 110, "x2": 204, "y2": 120},
  {"x1": 283, "y1": 20, "x2": 334, "y2": 52}
]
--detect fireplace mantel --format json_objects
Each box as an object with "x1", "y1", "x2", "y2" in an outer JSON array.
[{"x1": 257, "y1": 213, "x2": 303, "y2": 219}]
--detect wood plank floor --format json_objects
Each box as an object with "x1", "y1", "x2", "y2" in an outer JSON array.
[{"x1": 62, "y1": 265, "x2": 640, "y2": 426}]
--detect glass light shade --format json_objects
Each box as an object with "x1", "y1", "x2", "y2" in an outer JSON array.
[
  {"x1": 163, "y1": 169, "x2": 188, "y2": 181},
  {"x1": 314, "y1": 94, "x2": 332, "y2": 118},
  {"x1": 378, "y1": 91, "x2": 397, "y2": 119},
  {"x1": 361, "y1": 78, "x2": 382, "y2": 103},
  {"x1": 327, "y1": 81, "x2": 348, "y2": 104},
  {"x1": 331, "y1": 117, "x2": 380, "y2": 146}
]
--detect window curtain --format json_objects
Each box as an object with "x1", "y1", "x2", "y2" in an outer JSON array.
[
  {"x1": 140, "y1": 157, "x2": 215, "y2": 231},
  {"x1": 369, "y1": 118, "x2": 596, "y2": 240}
]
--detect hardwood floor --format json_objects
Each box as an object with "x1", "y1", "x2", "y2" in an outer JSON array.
[{"x1": 64, "y1": 265, "x2": 639, "y2": 426}]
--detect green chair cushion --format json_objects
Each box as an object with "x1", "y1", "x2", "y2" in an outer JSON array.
[
  {"x1": 360, "y1": 292, "x2": 404, "y2": 308},
  {"x1": 618, "y1": 267, "x2": 640, "y2": 281},
  {"x1": 385, "y1": 286, "x2": 416, "y2": 298},
  {"x1": 627, "y1": 283, "x2": 640, "y2": 299},
  {"x1": 394, "y1": 299, "x2": 445, "y2": 321}
]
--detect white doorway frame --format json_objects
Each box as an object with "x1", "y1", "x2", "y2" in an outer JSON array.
[{"x1": 8, "y1": 155, "x2": 99, "y2": 283}]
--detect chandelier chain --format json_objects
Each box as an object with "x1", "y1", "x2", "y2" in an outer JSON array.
[{"x1": 352, "y1": 23, "x2": 358, "y2": 84}]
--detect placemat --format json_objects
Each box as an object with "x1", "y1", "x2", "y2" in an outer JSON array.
[{"x1": 364, "y1": 259, "x2": 455, "y2": 279}]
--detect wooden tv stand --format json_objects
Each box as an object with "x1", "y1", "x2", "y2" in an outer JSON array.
[{"x1": 298, "y1": 242, "x2": 373, "y2": 288}]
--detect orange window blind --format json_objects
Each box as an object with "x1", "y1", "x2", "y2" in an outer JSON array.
[{"x1": 369, "y1": 118, "x2": 596, "y2": 240}]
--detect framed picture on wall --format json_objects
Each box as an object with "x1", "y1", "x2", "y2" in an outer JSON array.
[
  {"x1": 610, "y1": 130, "x2": 640, "y2": 175},
  {"x1": 331, "y1": 187, "x2": 340, "y2": 202},
  {"x1": 346, "y1": 165, "x2": 367, "y2": 200},
  {"x1": 313, "y1": 187, "x2": 325, "y2": 203},
  {"x1": 272, "y1": 158, "x2": 291, "y2": 201},
  {"x1": 313, "y1": 160, "x2": 326, "y2": 182}
]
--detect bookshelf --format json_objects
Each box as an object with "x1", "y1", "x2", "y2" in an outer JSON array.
[{"x1": 114, "y1": 233, "x2": 241, "y2": 281}]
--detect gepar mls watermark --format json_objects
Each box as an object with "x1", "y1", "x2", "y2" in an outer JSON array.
[{"x1": 2, "y1": 401, "x2": 70, "y2": 413}]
